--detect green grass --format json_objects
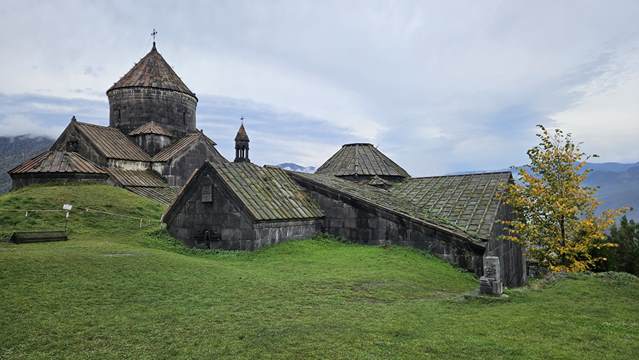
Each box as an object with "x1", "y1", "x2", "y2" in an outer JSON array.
[{"x1": 1, "y1": 184, "x2": 638, "y2": 359}]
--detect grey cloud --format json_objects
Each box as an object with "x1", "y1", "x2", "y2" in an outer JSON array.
[{"x1": 1, "y1": 1, "x2": 638, "y2": 174}]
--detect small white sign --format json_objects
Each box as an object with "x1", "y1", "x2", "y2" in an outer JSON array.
[{"x1": 63, "y1": 204, "x2": 73, "y2": 211}]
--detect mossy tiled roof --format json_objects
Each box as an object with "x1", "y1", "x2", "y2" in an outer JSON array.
[
  {"x1": 165, "y1": 162, "x2": 324, "y2": 222},
  {"x1": 316, "y1": 143, "x2": 410, "y2": 178},
  {"x1": 392, "y1": 172, "x2": 512, "y2": 239},
  {"x1": 213, "y1": 163, "x2": 323, "y2": 221},
  {"x1": 291, "y1": 171, "x2": 511, "y2": 241}
]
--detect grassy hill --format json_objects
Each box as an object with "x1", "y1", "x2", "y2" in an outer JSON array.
[{"x1": 1, "y1": 184, "x2": 638, "y2": 359}]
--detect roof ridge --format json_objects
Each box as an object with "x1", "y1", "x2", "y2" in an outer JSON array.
[
  {"x1": 409, "y1": 171, "x2": 512, "y2": 179},
  {"x1": 75, "y1": 120, "x2": 111, "y2": 129}
]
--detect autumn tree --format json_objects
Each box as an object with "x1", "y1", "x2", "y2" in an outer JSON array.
[{"x1": 500, "y1": 125, "x2": 626, "y2": 272}]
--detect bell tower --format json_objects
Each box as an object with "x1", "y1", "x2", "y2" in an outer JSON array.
[{"x1": 234, "y1": 120, "x2": 250, "y2": 163}]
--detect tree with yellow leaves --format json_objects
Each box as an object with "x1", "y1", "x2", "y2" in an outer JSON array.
[{"x1": 500, "y1": 125, "x2": 626, "y2": 272}]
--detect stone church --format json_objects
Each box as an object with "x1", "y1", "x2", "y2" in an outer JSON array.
[
  {"x1": 9, "y1": 42, "x2": 226, "y2": 203},
  {"x1": 165, "y1": 133, "x2": 527, "y2": 287},
  {"x1": 9, "y1": 41, "x2": 527, "y2": 287}
]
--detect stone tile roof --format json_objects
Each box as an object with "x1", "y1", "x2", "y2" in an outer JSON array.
[
  {"x1": 127, "y1": 186, "x2": 179, "y2": 205},
  {"x1": 392, "y1": 172, "x2": 512, "y2": 240},
  {"x1": 107, "y1": 168, "x2": 178, "y2": 205},
  {"x1": 291, "y1": 171, "x2": 511, "y2": 241},
  {"x1": 107, "y1": 169, "x2": 168, "y2": 187},
  {"x1": 129, "y1": 121, "x2": 173, "y2": 137},
  {"x1": 107, "y1": 45, "x2": 195, "y2": 98},
  {"x1": 74, "y1": 121, "x2": 151, "y2": 161},
  {"x1": 316, "y1": 143, "x2": 410, "y2": 178},
  {"x1": 367, "y1": 175, "x2": 392, "y2": 188},
  {"x1": 235, "y1": 124, "x2": 249, "y2": 141},
  {"x1": 9, "y1": 151, "x2": 107, "y2": 174},
  {"x1": 214, "y1": 163, "x2": 324, "y2": 221},
  {"x1": 166, "y1": 162, "x2": 324, "y2": 222},
  {"x1": 152, "y1": 132, "x2": 218, "y2": 162}
]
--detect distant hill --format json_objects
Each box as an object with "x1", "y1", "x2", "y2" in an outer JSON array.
[
  {"x1": 0, "y1": 135, "x2": 54, "y2": 193},
  {"x1": 583, "y1": 164, "x2": 639, "y2": 220},
  {"x1": 274, "y1": 163, "x2": 316, "y2": 173}
]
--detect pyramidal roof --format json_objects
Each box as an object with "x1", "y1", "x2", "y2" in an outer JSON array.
[
  {"x1": 107, "y1": 43, "x2": 195, "y2": 98},
  {"x1": 235, "y1": 123, "x2": 249, "y2": 141},
  {"x1": 316, "y1": 143, "x2": 410, "y2": 178}
]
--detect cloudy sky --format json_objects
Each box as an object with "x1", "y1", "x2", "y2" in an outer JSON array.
[{"x1": 1, "y1": 0, "x2": 638, "y2": 174}]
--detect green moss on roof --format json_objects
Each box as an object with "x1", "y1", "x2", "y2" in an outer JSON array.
[{"x1": 291, "y1": 171, "x2": 511, "y2": 241}]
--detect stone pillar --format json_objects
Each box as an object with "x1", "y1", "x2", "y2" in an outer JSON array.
[{"x1": 480, "y1": 256, "x2": 503, "y2": 296}]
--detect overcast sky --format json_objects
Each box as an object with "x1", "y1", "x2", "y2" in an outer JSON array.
[{"x1": 1, "y1": 0, "x2": 638, "y2": 174}]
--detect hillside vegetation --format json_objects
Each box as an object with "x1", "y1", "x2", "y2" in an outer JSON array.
[{"x1": 1, "y1": 184, "x2": 638, "y2": 359}]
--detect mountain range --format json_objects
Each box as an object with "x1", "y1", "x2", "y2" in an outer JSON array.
[
  {"x1": 273, "y1": 163, "x2": 316, "y2": 173},
  {"x1": 0, "y1": 135, "x2": 54, "y2": 193},
  {"x1": 0, "y1": 136, "x2": 635, "y2": 220}
]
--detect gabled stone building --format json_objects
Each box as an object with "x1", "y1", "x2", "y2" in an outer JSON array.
[
  {"x1": 9, "y1": 42, "x2": 226, "y2": 202},
  {"x1": 163, "y1": 161, "x2": 324, "y2": 250},
  {"x1": 164, "y1": 136, "x2": 527, "y2": 287}
]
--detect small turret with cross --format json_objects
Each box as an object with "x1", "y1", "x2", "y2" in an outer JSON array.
[{"x1": 234, "y1": 117, "x2": 250, "y2": 163}]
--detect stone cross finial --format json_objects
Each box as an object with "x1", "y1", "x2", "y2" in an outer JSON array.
[{"x1": 151, "y1": 29, "x2": 158, "y2": 48}]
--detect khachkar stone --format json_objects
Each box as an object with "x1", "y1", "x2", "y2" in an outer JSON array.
[{"x1": 480, "y1": 256, "x2": 504, "y2": 296}]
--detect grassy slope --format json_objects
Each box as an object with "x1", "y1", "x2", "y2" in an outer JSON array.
[{"x1": 1, "y1": 184, "x2": 638, "y2": 360}]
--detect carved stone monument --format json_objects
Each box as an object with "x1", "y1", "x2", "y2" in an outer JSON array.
[{"x1": 480, "y1": 256, "x2": 503, "y2": 295}]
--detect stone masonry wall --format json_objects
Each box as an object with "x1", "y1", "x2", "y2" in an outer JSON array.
[
  {"x1": 157, "y1": 141, "x2": 223, "y2": 187},
  {"x1": 295, "y1": 179, "x2": 485, "y2": 276},
  {"x1": 165, "y1": 167, "x2": 255, "y2": 249},
  {"x1": 165, "y1": 166, "x2": 323, "y2": 251},
  {"x1": 135, "y1": 134, "x2": 172, "y2": 156},
  {"x1": 486, "y1": 202, "x2": 527, "y2": 287},
  {"x1": 253, "y1": 220, "x2": 322, "y2": 250},
  {"x1": 52, "y1": 125, "x2": 108, "y2": 167},
  {"x1": 108, "y1": 88, "x2": 197, "y2": 137}
]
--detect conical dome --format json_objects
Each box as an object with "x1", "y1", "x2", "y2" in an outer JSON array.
[
  {"x1": 107, "y1": 43, "x2": 198, "y2": 137},
  {"x1": 107, "y1": 44, "x2": 195, "y2": 98},
  {"x1": 235, "y1": 124, "x2": 249, "y2": 142},
  {"x1": 316, "y1": 143, "x2": 410, "y2": 179}
]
